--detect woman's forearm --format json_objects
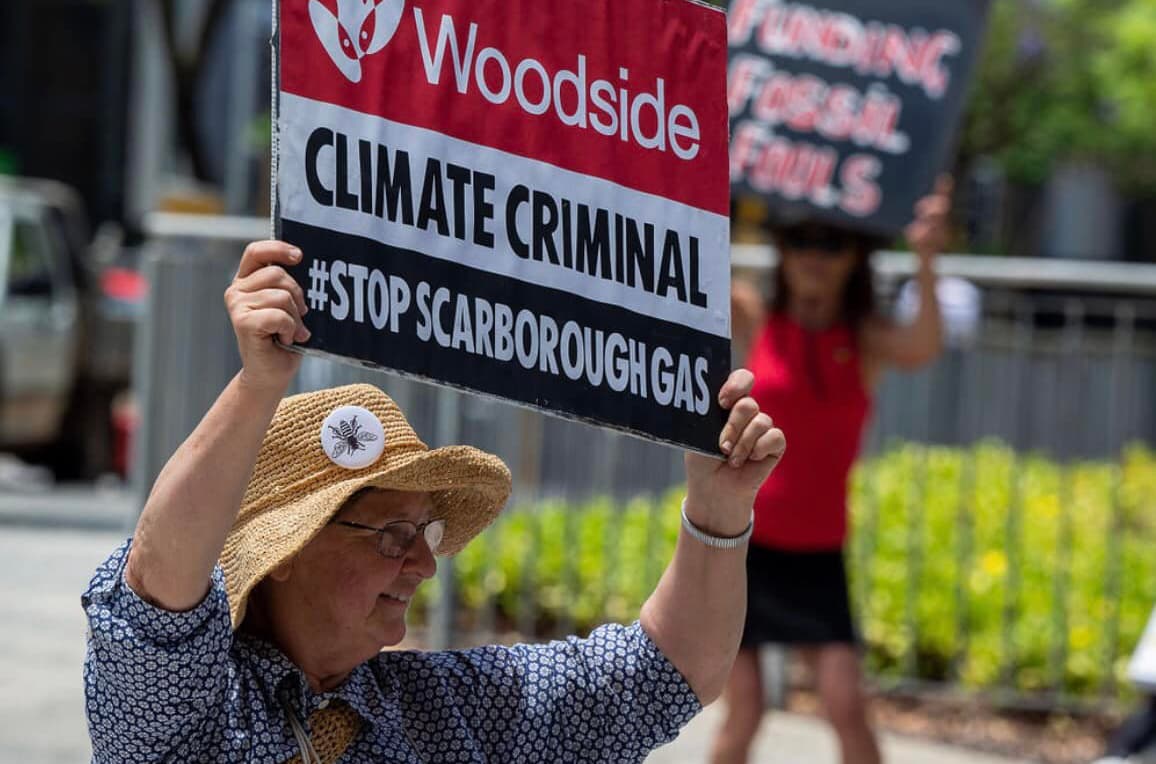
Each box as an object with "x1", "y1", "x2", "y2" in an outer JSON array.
[
  {"x1": 125, "y1": 372, "x2": 288, "y2": 611},
  {"x1": 644, "y1": 370, "x2": 783, "y2": 703},
  {"x1": 892, "y1": 175, "x2": 951, "y2": 368},
  {"x1": 910, "y1": 259, "x2": 943, "y2": 355},
  {"x1": 874, "y1": 258, "x2": 943, "y2": 370},
  {"x1": 640, "y1": 496, "x2": 750, "y2": 705}
]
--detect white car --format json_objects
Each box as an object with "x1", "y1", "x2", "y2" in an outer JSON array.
[{"x1": 0, "y1": 179, "x2": 137, "y2": 479}]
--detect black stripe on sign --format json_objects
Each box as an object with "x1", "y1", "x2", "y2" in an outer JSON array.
[{"x1": 283, "y1": 219, "x2": 731, "y2": 454}]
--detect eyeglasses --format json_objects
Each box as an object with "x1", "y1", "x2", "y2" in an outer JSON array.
[
  {"x1": 780, "y1": 228, "x2": 856, "y2": 256},
  {"x1": 332, "y1": 518, "x2": 446, "y2": 559}
]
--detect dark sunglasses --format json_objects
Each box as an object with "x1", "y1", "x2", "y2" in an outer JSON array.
[
  {"x1": 779, "y1": 228, "x2": 857, "y2": 256},
  {"x1": 332, "y1": 518, "x2": 446, "y2": 559}
]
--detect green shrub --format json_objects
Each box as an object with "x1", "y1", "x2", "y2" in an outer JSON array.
[
  {"x1": 421, "y1": 442, "x2": 1156, "y2": 699},
  {"x1": 849, "y1": 442, "x2": 1156, "y2": 696}
]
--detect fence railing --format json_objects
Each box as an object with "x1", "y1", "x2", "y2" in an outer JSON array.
[{"x1": 134, "y1": 216, "x2": 1156, "y2": 706}]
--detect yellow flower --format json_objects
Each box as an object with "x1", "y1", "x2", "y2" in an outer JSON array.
[{"x1": 981, "y1": 550, "x2": 1008, "y2": 577}]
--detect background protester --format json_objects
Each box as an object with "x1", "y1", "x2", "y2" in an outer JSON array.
[{"x1": 711, "y1": 177, "x2": 953, "y2": 764}]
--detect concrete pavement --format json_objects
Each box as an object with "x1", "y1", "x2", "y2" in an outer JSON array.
[
  {"x1": 0, "y1": 483, "x2": 134, "y2": 532},
  {"x1": 647, "y1": 706, "x2": 1028, "y2": 763},
  {"x1": 0, "y1": 525, "x2": 119, "y2": 763},
  {"x1": 0, "y1": 509, "x2": 1029, "y2": 763}
]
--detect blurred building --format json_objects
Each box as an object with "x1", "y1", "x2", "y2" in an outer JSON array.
[
  {"x1": 0, "y1": 0, "x2": 132, "y2": 224},
  {"x1": 125, "y1": 0, "x2": 272, "y2": 221},
  {"x1": 0, "y1": 0, "x2": 271, "y2": 228}
]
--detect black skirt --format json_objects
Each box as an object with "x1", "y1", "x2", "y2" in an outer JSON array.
[{"x1": 741, "y1": 543, "x2": 858, "y2": 647}]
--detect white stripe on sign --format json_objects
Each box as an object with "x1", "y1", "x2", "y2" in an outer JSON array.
[{"x1": 278, "y1": 92, "x2": 731, "y2": 339}]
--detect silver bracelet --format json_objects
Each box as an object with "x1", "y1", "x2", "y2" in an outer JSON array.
[{"x1": 680, "y1": 499, "x2": 754, "y2": 549}]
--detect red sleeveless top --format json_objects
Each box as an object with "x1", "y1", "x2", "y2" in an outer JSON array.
[{"x1": 746, "y1": 313, "x2": 872, "y2": 550}]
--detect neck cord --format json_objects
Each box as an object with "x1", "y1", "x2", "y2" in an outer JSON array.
[{"x1": 280, "y1": 691, "x2": 322, "y2": 764}]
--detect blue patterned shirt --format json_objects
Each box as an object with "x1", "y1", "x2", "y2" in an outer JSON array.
[{"x1": 82, "y1": 541, "x2": 700, "y2": 763}]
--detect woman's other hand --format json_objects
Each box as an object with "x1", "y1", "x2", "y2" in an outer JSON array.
[
  {"x1": 906, "y1": 174, "x2": 953, "y2": 262},
  {"x1": 867, "y1": 176, "x2": 952, "y2": 373},
  {"x1": 683, "y1": 369, "x2": 785, "y2": 532},
  {"x1": 128, "y1": 241, "x2": 312, "y2": 610},
  {"x1": 224, "y1": 241, "x2": 310, "y2": 392}
]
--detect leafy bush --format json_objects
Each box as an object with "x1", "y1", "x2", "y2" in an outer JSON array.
[
  {"x1": 419, "y1": 442, "x2": 1156, "y2": 699},
  {"x1": 850, "y1": 441, "x2": 1156, "y2": 697}
]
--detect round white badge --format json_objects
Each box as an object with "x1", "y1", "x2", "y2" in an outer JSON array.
[{"x1": 320, "y1": 405, "x2": 387, "y2": 470}]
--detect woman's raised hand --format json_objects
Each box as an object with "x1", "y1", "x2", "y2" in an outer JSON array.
[
  {"x1": 684, "y1": 369, "x2": 785, "y2": 523},
  {"x1": 907, "y1": 175, "x2": 953, "y2": 262},
  {"x1": 224, "y1": 241, "x2": 310, "y2": 392}
]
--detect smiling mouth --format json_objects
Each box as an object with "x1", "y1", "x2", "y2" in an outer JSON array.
[{"x1": 380, "y1": 593, "x2": 410, "y2": 605}]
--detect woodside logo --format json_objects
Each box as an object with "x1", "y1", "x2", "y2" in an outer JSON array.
[
  {"x1": 412, "y1": 8, "x2": 704, "y2": 161},
  {"x1": 309, "y1": 0, "x2": 406, "y2": 83},
  {"x1": 307, "y1": 1, "x2": 705, "y2": 162}
]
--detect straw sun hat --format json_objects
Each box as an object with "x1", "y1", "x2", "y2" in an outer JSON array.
[{"x1": 220, "y1": 384, "x2": 512, "y2": 629}]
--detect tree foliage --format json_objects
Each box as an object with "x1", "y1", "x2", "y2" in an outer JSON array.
[{"x1": 961, "y1": 0, "x2": 1156, "y2": 193}]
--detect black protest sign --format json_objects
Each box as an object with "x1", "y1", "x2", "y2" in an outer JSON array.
[{"x1": 728, "y1": 0, "x2": 990, "y2": 236}]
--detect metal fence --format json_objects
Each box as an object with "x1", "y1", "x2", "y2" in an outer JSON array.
[{"x1": 133, "y1": 216, "x2": 1156, "y2": 706}]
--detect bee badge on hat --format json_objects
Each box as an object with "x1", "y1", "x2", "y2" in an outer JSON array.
[{"x1": 321, "y1": 405, "x2": 387, "y2": 469}]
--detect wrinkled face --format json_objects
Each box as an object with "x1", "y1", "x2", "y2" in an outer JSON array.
[
  {"x1": 777, "y1": 225, "x2": 861, "y2": 304},
  {"x1": 270, "y1": 489, "x2": 438, "y2": 658}
]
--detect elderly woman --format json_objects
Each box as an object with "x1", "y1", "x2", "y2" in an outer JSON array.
[{"x1": 82, "y1": 241, "x2": 785, "y2": 763}]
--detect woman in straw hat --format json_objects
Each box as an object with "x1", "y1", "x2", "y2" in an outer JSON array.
[{"x1": 82, "y1": 241, "x2": 786, "y2": 763}]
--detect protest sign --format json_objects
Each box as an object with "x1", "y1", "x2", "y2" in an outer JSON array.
[
  {"x1": 728, "y1": 0, "x2": 989, "y2": 236},
  {"x1": 274, "y1": 0, "x2": 730, "y2": 453}
]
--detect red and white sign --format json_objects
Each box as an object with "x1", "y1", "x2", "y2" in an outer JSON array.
[{"x1": 276, "y1": 0, "x2": 731, "y2": 453}]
